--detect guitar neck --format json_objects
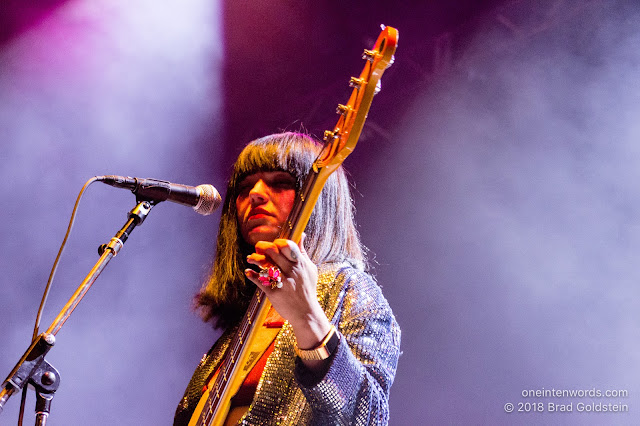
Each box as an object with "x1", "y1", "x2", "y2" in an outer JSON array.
[{"x1": 283, "y1": 166, "x2": 327, "y2": 243}]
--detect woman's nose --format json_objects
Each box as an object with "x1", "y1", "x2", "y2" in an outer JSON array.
[{"x1": 249, "y1": 180, "x2": 269, "y2": 203}]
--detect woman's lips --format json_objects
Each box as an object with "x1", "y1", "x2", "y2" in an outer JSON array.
[
  {"x1": 248, "y1": 213, "x2": 269, "y2": 221},
  {"x1": 247, "y1": 208, "x2": 271, "y2": 221}
]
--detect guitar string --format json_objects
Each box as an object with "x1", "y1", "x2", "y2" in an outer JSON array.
[{"x1": 201, "y1": 290, "x2": 264, "y2": 423}]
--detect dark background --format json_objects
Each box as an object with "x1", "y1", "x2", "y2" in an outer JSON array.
[{"x1": 1, "y1": 0, "x2": 638, "y2": 424}]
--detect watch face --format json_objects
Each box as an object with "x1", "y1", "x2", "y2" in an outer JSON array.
[{"x1": 325, "y1": 328, "x2": 340, "y2": 355}]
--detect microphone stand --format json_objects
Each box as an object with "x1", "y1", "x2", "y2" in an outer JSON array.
[{"x1": 0, "y1": 199, "x2": 154, "y2": 425}]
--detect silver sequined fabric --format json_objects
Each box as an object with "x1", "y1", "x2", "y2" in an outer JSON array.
[{"x1": 174, "y1": 263, "x2": 401, "y2": 425}]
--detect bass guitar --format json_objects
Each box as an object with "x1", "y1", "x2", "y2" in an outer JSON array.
[{"x1": 189, "y1": 25, "x2": 398, "y2": 426}]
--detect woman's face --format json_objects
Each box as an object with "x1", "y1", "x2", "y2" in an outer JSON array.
[{"x1": 236, "y1": 171, "x2": 297, "y2": 247}]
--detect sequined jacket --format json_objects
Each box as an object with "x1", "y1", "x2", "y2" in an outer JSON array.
[{"x1": 174, "y1": 263, "x2": 401, "y2": 425}]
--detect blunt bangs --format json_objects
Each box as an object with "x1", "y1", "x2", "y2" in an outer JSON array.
[{"x1": 230, "y1": 133, "x2": 321, "y2": 194}]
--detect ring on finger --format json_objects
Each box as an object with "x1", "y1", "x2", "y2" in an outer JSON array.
[{"x1": 259, "y1": 266, "x2": 283, "y2": 289}]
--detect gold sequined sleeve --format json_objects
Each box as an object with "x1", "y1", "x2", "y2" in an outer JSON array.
[{"x1": 294, "y1": 266, "x2": 401, "y2": 425}]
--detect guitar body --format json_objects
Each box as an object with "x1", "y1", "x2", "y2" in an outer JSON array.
[{"x1": 188, "y1": 25, "x2": 398, "y2": 426}]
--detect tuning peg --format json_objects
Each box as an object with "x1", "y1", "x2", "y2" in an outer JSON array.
[
  {"x1": 336, "y1": 104, "x2": 351, "y2": 115},
  {"x1": 349, "y1": 77, "x2": 365, "y2": 88},
  {"x1": 362, "y1": 49, "x2": 376, "y2": 62},
  {"x1": 323, "y1": 130, "x2": 336, "y2": 141}
]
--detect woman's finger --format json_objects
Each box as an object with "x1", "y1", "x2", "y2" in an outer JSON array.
[
  {"x1": 246, "y1": 252, "x2": 269, "y2": 268},
  {"x1": 244, "y1": 268, "x2": 273, "y2": 293},
  {"x1": 276, "y1": 239, "x2": 303, "y2": 263}
]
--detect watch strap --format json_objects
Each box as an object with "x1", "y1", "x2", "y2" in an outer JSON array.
[{"x1": 295, "y1": 325, "x2": 340, "y2": 361}]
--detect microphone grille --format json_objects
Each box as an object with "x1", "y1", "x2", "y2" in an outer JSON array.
[{"x1": 194, "y1": 184, "x2": 222, "y2": 215}]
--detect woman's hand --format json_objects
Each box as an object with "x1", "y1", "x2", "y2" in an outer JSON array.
[{"x1": 244, "y1": 235, "x2": 332, "y2": 367}]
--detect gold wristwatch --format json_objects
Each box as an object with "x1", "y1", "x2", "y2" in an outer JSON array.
[{"x1": 295, "y1": 325, "x2": 340, "y2": 361}]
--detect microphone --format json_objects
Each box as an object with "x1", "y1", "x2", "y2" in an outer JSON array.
[{"x1": 97, "y1": 175, "x2": 222, "y2": 215}]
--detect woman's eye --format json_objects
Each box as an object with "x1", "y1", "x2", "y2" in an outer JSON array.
[
  {"x1": 273, "y1": 179, "x2": 295, "y2": 188},
  {"x1": 237, "y1": 182, "x2": 252, "y2": 195}
]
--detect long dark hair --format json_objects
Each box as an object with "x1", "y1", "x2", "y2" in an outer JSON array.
[{"x1": 195, "y1": 132, "x2": 367, "y2": 327}]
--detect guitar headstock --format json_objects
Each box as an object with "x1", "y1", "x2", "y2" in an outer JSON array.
[
  {"x1": 282, "y1": 26, "x2": 398, "y2": 243},
  {"x1": 314, "y1": 25, "x2": 398, "y2": 173}
]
